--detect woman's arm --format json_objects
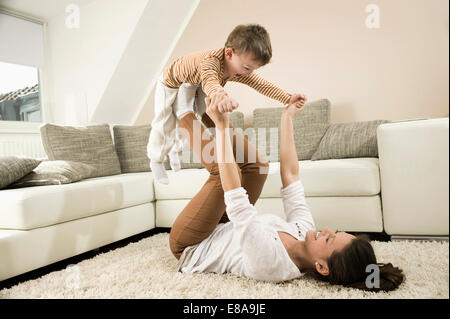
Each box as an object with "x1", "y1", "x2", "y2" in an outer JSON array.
[
  {"x1": 280, "y1": 97, "x2": 307, "y2": 188},
  {"x1": 205, "y1": 96, "x2": 241, "y2": 192},
  {"x1": 215, "y1": 126, "x2": 241, "y2": 191}
]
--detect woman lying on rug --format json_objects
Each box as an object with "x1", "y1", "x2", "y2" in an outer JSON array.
[{"x1": 169, "y1": 91, "x2": 404, "y2": 292}]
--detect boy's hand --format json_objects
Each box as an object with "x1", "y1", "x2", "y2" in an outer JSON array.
[{"x1": 288, "y1": 94, "x2": 307, "y2": 105}]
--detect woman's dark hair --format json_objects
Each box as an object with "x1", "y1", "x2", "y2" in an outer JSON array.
[
  {"x1": 224, "y1": 24, "x2": 272, "y2": 65},
  {"x1": 310, "y1": 234, "x2": 405, "y2": 292}
]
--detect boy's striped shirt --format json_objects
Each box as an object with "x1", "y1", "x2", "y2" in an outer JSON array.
[{"x1": 163, "y1": 48, "x2": 291, "y2": 105}]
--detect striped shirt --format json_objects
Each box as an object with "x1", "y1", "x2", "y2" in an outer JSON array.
[{"x1": 163, "y1": 48, "x2": 292, "y2": 105}]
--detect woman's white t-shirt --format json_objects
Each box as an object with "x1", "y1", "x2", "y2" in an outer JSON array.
[{"x1": 177, "y1": 179, "x2": 316, "y2": 282}]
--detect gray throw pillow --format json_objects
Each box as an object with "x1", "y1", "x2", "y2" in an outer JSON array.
[
  {"x1": 177, "y1": 138, "x2": 202, "y2": 170},
  {"x1": 40, "y1": 123, "x2": 121, "y2": 178},
  {"x1": 0, "y1": 156, "x2": 42, "y2": 189},
  {"x1": 252, "y1": 99, "x2": 331, "y2": 161},
  {"x1": 8, "y1": 160, "x2": 96, "y2": 188},
  {"x1": 230, "y1": 111, "x2": 244, "y2": 130},
  {"x1": 113, "y1": 123, "x2": 201, "y2": 172},
  {"x1": 311, "y1": 120, "x2": 391, "y2": 160},
  {"x1": 112, "y1": 123, "x2": 199, "y2": 172},
  {"x1": 112, "y1": 112, "x2": 246, "y2": 173},
  {"x1": 113, "y1": 124, "x2": 152, "y2": 173}
]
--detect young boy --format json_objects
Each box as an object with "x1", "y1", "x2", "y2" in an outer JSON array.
[{"x1": 147, "y1": 23, "x2": 306, "y2": 184}]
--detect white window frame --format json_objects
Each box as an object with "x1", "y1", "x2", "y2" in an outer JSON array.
[{"x1": 0, "y1": 8, "x2": 48, "y2": 134}]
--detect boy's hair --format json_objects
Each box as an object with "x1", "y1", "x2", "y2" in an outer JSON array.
[{"x1": 224, "y1": 24, "x2": 272, "y2": 65}]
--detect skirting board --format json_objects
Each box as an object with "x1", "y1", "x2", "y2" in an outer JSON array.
[{"x1": 391, "y1": 235, "x2": 449, "y2": 241}]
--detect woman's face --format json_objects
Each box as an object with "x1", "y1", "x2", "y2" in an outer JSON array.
[{"x1": 305, "y1": 227, "x2": 356, "y2": 264}]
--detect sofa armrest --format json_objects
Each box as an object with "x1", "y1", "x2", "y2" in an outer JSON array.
[{"x1": 377, "y1": 118, "x2": 449, "y2": 236}]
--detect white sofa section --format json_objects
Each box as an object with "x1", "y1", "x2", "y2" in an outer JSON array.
[
  {"x1": 0, "y1": 173, "x2": 156, "y2": 281},
  {"x1": 0, "y1": 203, "x2": 155, "y2": 282},
  {"x1": 377, "y1": 118, "x2": 449, "y2": 236}
]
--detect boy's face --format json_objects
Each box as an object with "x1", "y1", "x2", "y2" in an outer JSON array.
[{"x1": 224, "y1": 47, "x2": 263, "y2": 78}]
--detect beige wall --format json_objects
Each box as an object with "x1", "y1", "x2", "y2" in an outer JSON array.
[{"x1": 136, "y1": 0, "x2": 449, "y2": 127}]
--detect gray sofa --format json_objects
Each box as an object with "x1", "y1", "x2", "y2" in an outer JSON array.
[{"x1": 0, "y1": 99, "x2": 448, "y2": 282}]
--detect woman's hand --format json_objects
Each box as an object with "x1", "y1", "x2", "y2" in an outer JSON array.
[
  {"x1": 283, "y1": 94, "x2": 307, "y2": 118},
  {"x1": 210, "y1": 89, "x2": 239, "y2": 113},
  {"x1": 205, "y1": 95, "x2": 230, "y2": 130},
  {"x1": 288, "y1": 93, "x2": 307, "y2": 105}
]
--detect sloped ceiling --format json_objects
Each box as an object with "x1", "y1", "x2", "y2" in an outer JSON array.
[{"x1": 91, "y1": 0, "x2": 199, "y2": 125}]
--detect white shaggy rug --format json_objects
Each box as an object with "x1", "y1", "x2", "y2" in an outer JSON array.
[{"x1": 0, "y1": 233, "x2": 448, "y2": 299}]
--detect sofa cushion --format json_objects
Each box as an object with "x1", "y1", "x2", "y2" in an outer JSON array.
[
  {"x1": 155, "y1": 195, "x2": 383, "y2": 232},
  {"x1": 112, "y1": 124, "x2": 176, "y2": 172},
  {"x1": 253, "y1": 99, "x2": 330, "y2": 162},
  {"x1": 113, "y1": 124, "x2": 152, "y2": 173},
  {"x1": 111, "y1": 112, "x2": 245, "y2": 172},
  {"x1": 7, "y1": 160, "x2": 96, "y2": 188},
  {"x1": 0, "y1": 172, "x2": 155, "y2": 230},
  {"x1": 40, "y1": 123, "x2": 121, "y2": 178},
  {"x1": 0, "y1": 156, "x2": 41, "y2": 189},
  {"x1": 229, "y1": 111, "x2": 244, "y2": 130},
  {"x1": 311, "y1": 120, "x2": 391, "y2": 160},
  {"x1": 154, "y1": 157, "x2": 380, "y2": 200},
  {"x1": 262, "y1": 158, "x2": 380, "y2": 197}
]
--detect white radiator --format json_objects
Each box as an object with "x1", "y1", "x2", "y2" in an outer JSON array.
[{"x1": 0, "y1": 133, "x2": 47, "y2": 158}]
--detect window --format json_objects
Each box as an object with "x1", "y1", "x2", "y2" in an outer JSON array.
[
  {"x1": 0, "y1": 61, "x2": 41, "y2": 122},
  {"x1": 0, "y1": 10, "x2": 45, "y2": 124}
]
